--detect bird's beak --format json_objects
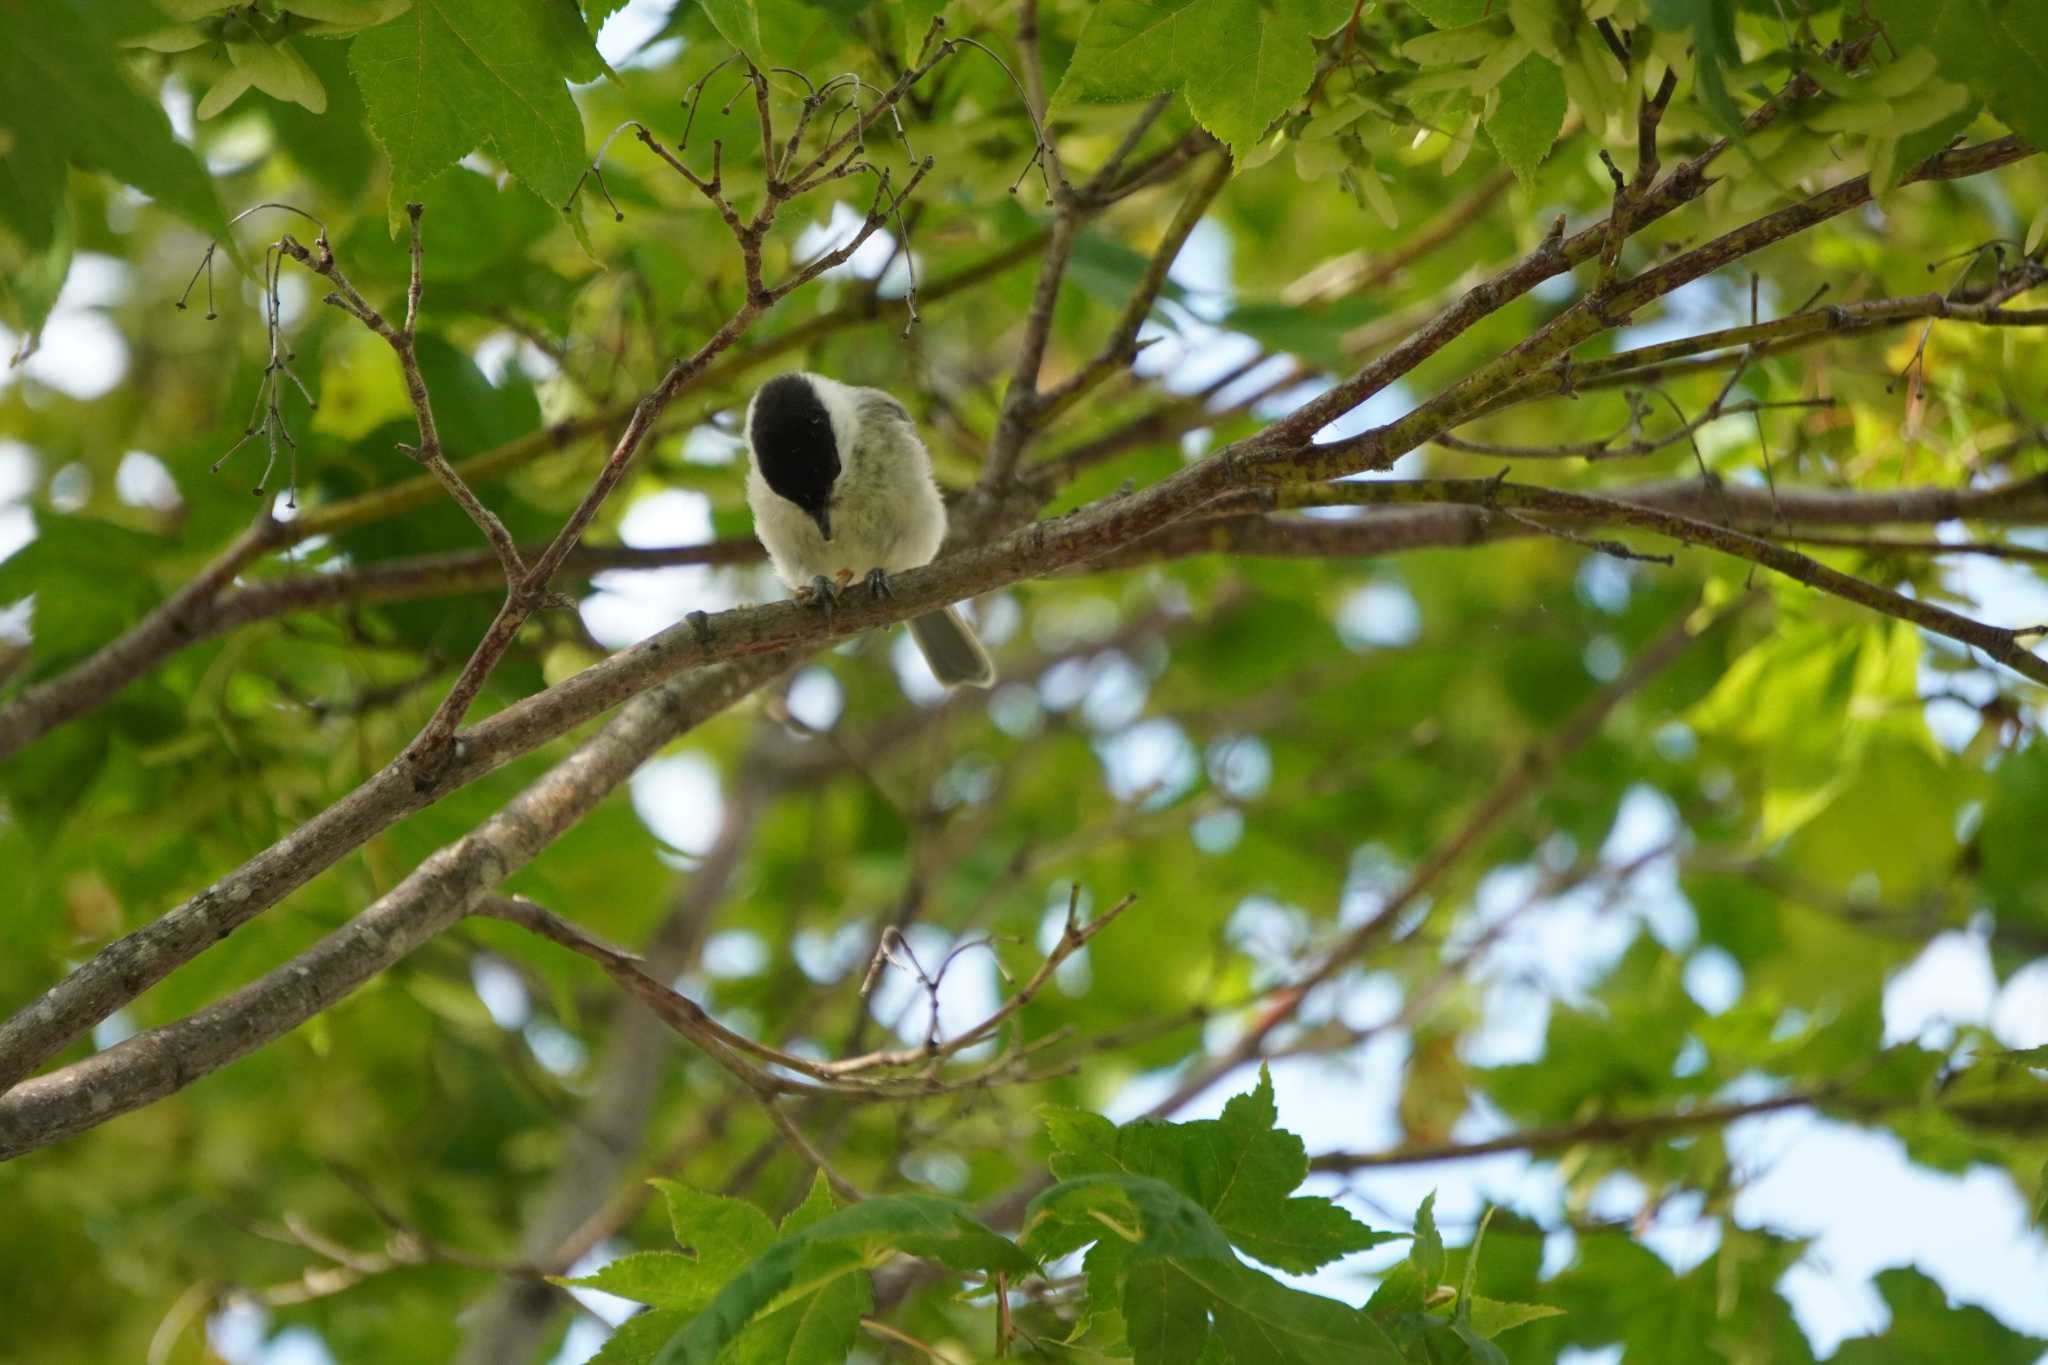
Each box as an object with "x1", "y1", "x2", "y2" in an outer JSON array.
[{"x1": 810, "y1": 505, "x2": 833, "y2": 541}]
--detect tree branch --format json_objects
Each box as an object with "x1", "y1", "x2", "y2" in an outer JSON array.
[
  {"x1": 1143, "y1": 595, "x2": 1741, "y2": 1118},
  {"x1": 1306, "y1": 1084, "x2": 2048, "y2": 1171},
  {"x1": 0, "y1": 653, "x2": 803, "y2": 1161}
]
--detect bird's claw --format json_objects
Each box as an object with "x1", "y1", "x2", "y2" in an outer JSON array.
[
  {"x1": 799, "y1": 575, "x2": 840, "y2": 609},
  {"x1": 864, "y1": 567, "x2": 894, "y2": 599}
]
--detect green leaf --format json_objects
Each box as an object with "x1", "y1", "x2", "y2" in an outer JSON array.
[
  {"x1": 777, "y1": 1169, "x2": 841, "y2": 1234},
  {"x1": 1040, "y1": 1169, "x2": 1401, "y2": 1365},
  {"x1": 723, "y1": 1171, "x2": 868, "y2": 1365},
  {"x1": 1409, "y1": 1191, "x2": 1444, "y2": 1281},
  {"x1": 349, "y1": 0, "x2": 588, "y2": 232},
  {"x1": 695, "y1": 0, "x2": 859, "y2": 79},
  {"x1": 1037, "y1": 1072, "x2": 1396, "y2": 1273},
  {"x1": 1831, "y1": 1265, "x2": 2048, "y2": 1363},
  {"x1": 1053, "y1": 0, "x2": 1358, "y2": 160},
  {"x1": 1870, "y1": 0, "x2": 2048, "y2": 152},
  {"x1": 1649, "y1": 0, "x2": 1743, "y2": 134},
  {"x1": 284, "y1": 0, "x2": 416, "y2": 31},
  {"x1": 1408, "y1": 0, "x2": 1494, "y2": 25},
  {"x1": 0, "y1": 0, "x2": 228, "y2": 250},
  {"x1": 652, "y1": 1179, "x2": 777, "y2": 1274},
  {"x1": 542, "y1": 0, "x2": 614, "y2": 83},
  {"x1": 0, "y1": 207, "x2": 74, "y2": 348},
  {"x1": 0, "y1": 512, "x2": 170, "y2": 665},
  {"x1": 1466, "y1": 1294, "x2": 1567, "y2": 1338},
  {"x1": 898, "y1": 0, "x2": 949, "y2": 63},
  {"x1": 589, "y1": 1307, "x2": 691, "y2": 1365},
  {"x1": 1042, "y1": 1104, "x2": 1123, "y2": 1176},
  {"x1": 582, "y1": 0, "x2": 632, "y2": 34},
  {"x1": 650, "y1": 1193, "x2": 1031, "y2": 1365},
  {"x1": 1180, "y1": 1256, "x2": 1403, "y2": 1364},
  {"x1": 1484, "y1": 55, "x2": 1567, "y2": 184},
  {"x1": 558, "y1": 1251, "x2": 718, "y2": 1312},
  {"x1": 224, "y1": 37, "x2": 329, "y2": 115},
  {"x1": 722, "y1": 1274, "x2": 868, "y2": 1365},
  {"x1": 1024, "y1": 1172, "x2": 1240, "y2": 1263},
  {"x1": 263, "y1": 34, "x2": 379, "y2": 198},
  {"x1": 1124, "y1": 1256, "x2": 1217, "y2": 1363},
  {"x1": 1066, "y1": 231, "x2": 1190, "y2": 315},
  {"x1": 1222, "y1": 297, "x2": 1381, "y2": 371}
]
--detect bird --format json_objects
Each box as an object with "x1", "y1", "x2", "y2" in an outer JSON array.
[{"x1": 744, "y1": 371, "x2": 996, "y2": 689}]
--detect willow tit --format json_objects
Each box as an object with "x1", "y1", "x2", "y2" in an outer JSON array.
[{"x1": 745, "y1": 372, "x2": 996, "y2": 689}]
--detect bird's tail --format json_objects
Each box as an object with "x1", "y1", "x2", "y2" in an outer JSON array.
[{"x1": 908, "y1": 606, "x2": 996, "y2": 689}]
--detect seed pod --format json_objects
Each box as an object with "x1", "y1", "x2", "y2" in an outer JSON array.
[
  {"x1": 1885, "y1": 80, "x2": 1971, "y2": 135},
  {"x1": 1507, "y1": 0, "x2": 1567, "y2": 64},
  {"x1": 1402, "y1": 23, "x2": 1511, "y2": 67},
  {"x1": 1863, "y1": 49, "x2": 1940, "y2": 99},
  {"x1": 1472, "y1": 35, "x2": 1536, "y2": 93}
]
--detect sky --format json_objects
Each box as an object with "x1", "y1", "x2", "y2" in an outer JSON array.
[{"x1": 1, "y1": 2, "x2": 2042, "y2": 1358}]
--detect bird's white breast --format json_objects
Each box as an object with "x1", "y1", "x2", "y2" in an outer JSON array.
[{"x1": 746, "y1": 382, "x2": 947, "y2": 589}]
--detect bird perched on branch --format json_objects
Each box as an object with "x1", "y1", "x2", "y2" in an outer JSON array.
[{"x1": 745, "y1": 372, "x2": 995, "y2": 689}]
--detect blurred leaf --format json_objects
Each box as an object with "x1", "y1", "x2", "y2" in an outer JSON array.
[
  {"x1": 349, "y1": 0, "x2": 587, "y2": 231},
  {"x1": 1054, "y1": 0, "x2": 1358, "y2": 159},
  {"x1": 0, "y1": 0, "x2": 229, "y2": 249},
  {"x1": 1871, "y1": 0, "x2": 2048, "y2": 151}
]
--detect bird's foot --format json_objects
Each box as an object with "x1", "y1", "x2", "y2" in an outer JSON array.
[
  {"x1": 864, "y1": 567, "x2": 894, "y2": 600},
  {"x1": 798, "y1": 575, "x2": 840, "y2": 610}
]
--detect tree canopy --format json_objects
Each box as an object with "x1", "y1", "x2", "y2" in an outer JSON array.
[{"x1": 2, "y1": 0, "x2": 2047, "y2": 1362}]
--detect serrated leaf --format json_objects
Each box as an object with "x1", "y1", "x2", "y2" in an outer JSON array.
[
  {"x1": 1038, "y1": 1074, "x2": 1394, "y2": 1273},
  {"x1": 1410, "y1": 1191, "x2": 1444, "y2": 1280},
  {"x1": 1484, "y1": 55, "x2": 1566, "y2": 183},
  {"x1": 1024, "y1": 1173, "x2": 1239, "y2": 1263},
  {"x1": 1831, "y1": 1265, "x2": 2048, "y2": 1363},
  {"x1": 589, "y1": 1307, "x2": 690, "y2": 1365},
  {"x1": 1466, "y1": 1295, "x2": 1567, "y2": 1338},
  {"x1": 652, "y1": 1180, "x2": 777, "y2": 1274},
  {"x1": 778, "y1": 1169, "x2": 841, "y2": 1234},
  {"x1": 558, "y1": 1251, "x2": 716, "y2": 1312},
  {"x1": 1053, "y1": 0, "x2": 1358, "y2": 160},
  {"x1": 349, "y1": 0, "x2": 588, "y2": 232},
  {"x1": 1042, "y1": 1104, "x2": 1122, "y2": 1177},
  {"x1": 724, "y1": 1251, "x2": 869, "y2": 1365},
  {"x1": 1181, "y1": 1257, "x2": 1404, "y2": 1364},
  {"x1": 649, "y1": 1194, "x2": 1031, "y2": 1365},
  {"x1": 1124, "y1": 1257, "x2": 1215, "y2": 1364},
  {"x1": 1365, "y1": 1258, "x2": 1431, "y2": 1316}
]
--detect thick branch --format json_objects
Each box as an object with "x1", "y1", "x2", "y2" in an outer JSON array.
[
  {"x1": 1264, "y1": 479, "x2": 2048, "y2": 684},
  {"x1": 0, "y1": 653, "x2": 801, "y2": 1161},
  {"x1": 3, "y1": 134, "x2": 2036, "y2": 1108}
]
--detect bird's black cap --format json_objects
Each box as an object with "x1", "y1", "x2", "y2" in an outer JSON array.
[{"x1": 749, "y1": 373, "x2": 838, "y2": 540}]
